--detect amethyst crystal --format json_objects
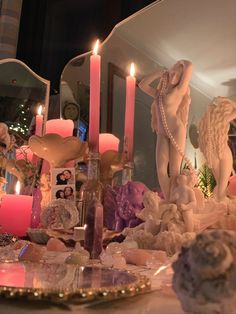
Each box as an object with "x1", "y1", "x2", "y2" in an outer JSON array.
[
  {"x1": 84, "y1": 200, "x2": 103, "y2": 259},
  {"x1": 115, "y1": 181, "x2": 149, "y2": 232}
]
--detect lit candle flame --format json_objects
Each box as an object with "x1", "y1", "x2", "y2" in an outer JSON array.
[
  {"x1": 37, "y1": 105, "x2": 43, "y2": 115},
  {"x1": 15, "y1": 181, "x2": 21, "y2": 195},
  {"x1": 93, "y1": 39, "x2": 99, "y2": 55},
  {"x1": 154, "y1": 264, "x2": 170, "y2": 276},
  {"x1": 83, "y1": 224, "x2": 87, "y2": 230},
  {"x1": 130, "y1": 63, "x2": 135, "y2": 77}
]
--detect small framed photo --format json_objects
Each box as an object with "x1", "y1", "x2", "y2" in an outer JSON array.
[
  {"x1": 52, "y1": 185, "x2": 75, "y2": 201},
  {"x1": 51, "y1": 168, "x2": 75, "y2": 186}
]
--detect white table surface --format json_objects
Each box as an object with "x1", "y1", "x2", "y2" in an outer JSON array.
[{"x1": 0, "y1": 290, "x2": 184, "y2": 314}]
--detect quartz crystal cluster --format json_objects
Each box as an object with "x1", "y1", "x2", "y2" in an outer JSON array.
[{"x1": 100, "y1": 240, "x2": 168, "y2": 268}]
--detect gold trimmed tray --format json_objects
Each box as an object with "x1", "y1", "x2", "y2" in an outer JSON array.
[{"x1": 0, "y1": 262, "x2": 151, "y2": 304}]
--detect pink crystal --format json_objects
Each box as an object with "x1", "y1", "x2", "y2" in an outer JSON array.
[
  {"x1": 46, "y1": 238, "x2": 67, "y2": 252},
  {"x1": 123, "y1": 248, "x2": 168, "y2": 266},
  {"x1": 18, "y1": 243, "x2": 44, "y2": 262}
]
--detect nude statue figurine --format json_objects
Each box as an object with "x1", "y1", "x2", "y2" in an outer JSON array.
[
  {"x1": 139, "y1": 60, "x2": 193, "y2": 200},
  {"x1": 170, "y1": 174, "x2": 197, "y2": 232},
  {"x1": 198, "y1": 97, "x2": 236, "y2": 202}
]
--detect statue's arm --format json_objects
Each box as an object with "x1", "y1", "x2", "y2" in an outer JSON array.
[
  {"x1": 177, "y1": 60, "x2": 193, "y2": 95},
  {"x1": 139, "y1": 69, "x2": 164, "y2": 98}
]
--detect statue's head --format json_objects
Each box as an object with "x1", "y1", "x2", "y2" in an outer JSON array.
[
  {"x1": 176, "y1": 174, "x2": 188, "y2": 186},
  {"x1": 169, "y1": 62, "x2": 184, "y2": 86}
]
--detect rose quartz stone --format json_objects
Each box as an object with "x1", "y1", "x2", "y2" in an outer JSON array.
[
  {"x1": 123, "y1": 248, "x2": 167, "y2": 266},
  {"x1": 18, "y1": 243, "x2": 44, "y2": 262},
  {"x1": 46, "y1": 238, "x2": 68, "y2": 252}
]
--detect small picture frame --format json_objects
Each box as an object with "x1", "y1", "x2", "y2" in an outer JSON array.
[
  {"x1": 51, "y1": 168, "x2": 75, "y2": 186},
  {"x1": 52, "y1": 185, "x2": 75, "y2": 201},
  {"x1": 51, "y1": 168, "x2": 76, "y2": 202}
]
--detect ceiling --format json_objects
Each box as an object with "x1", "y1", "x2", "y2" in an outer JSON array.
[{"x1": 114, "y1": 0, "x2": 236, "y2": 99}]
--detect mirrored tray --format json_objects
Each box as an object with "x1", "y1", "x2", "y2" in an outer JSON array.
[{"x1": 0, "y1": 262, "x2": 151, "y2": 303}]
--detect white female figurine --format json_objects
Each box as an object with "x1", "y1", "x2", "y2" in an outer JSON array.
[
  {"x1": 139, "y1": 60, "x2": 193, "y2": 200},
  {"x1": 198, "y1": 97, "x2": 236, "y2": 201}
]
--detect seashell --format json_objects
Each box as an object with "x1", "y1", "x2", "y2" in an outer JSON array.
[{"x1": 29, "y1": 134, "x2": 88, "y2": 167}]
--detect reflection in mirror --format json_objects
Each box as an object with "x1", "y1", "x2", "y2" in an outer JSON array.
[
  {"x1": 61, "y1": 0, "x2": 236, "y2": 189},
  {"x1": 0, "y1": 58, "x2": 50, "y2": 193},
  {"x1": 0, "y1": 263, "x2": 137, "y2": 289},
  {"x1": 0, "y1": 58, "x2": 50, "y2": 144}
]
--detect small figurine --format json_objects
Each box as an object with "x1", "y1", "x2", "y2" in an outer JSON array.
[
  {"x1": 40, "y1": 173, "x2": 51, "y2": 208},
  {"x1": 170, "y1": 174, "x2": 197, "y2": 232},
  {"x1": 198, "y1": 97, "x2": 236, "y2": 201}
]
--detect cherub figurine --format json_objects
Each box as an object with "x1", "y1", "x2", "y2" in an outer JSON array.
[
  {"x1": 40, "y1": 173, "x2": 51, "y2": 208},
  {"x1": 170, "y1": 174, "x2": 197, "y2": 232}
]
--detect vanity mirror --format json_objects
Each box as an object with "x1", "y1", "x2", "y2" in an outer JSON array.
[
  {"x1": 0, "y1": 58, "x2": 50, "y2": 145},
  {"x1": 60, "y1": 0, "x2": 236, "y2": 188},
  {"x1": 0, "y1": 58, "x2": 50, "y2": 193}
]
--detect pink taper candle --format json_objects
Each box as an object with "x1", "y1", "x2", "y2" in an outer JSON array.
[
  {"x1": 35, "y1": 105, "x2": 43, "y2": 136},
  {"x1": 124, "y1": 63, "x2": 136, "y2": 161},
  {"x1": 89, "y1": 40, "x2": 101, "y2": 152}
]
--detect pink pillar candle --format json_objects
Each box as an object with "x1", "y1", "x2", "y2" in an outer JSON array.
[
  {"x1": 45, "y1": 119, "x2": 74, "y2": 137},
  {"x1": 99, "y1": 133, "x2": 120, "y2": 154},
  {"x1": 89, "y1": 40, "x2": 101, "y2": 153},
  {"x1": 35, "y1": 105, "x2": 43, "y2": 136},
  {"x1": 124, "y1": 63, "x2": 136, "y2": 161},
  {"x1": 0, "y1": 182, "x2": 33, "y2": 237},
  {"x1": 0, "y1": 194, "x2": 33, "y2": 236}
]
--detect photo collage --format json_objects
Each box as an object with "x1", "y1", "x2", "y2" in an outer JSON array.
[{"x1": 51, "y1": 168, "x2": 76, "y2": 202}]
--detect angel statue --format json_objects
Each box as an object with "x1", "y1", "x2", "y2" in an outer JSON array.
[
  {"x1": 139, "y1": 60, "x2": 193, "y2": 200},
  {"x1": 198, "y1": 97, "x2": 236, "y2": 202}
]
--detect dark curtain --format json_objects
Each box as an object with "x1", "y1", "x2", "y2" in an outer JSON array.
[{"x1": 17, "y1": 0, "x2": 155, "y2": 91}]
